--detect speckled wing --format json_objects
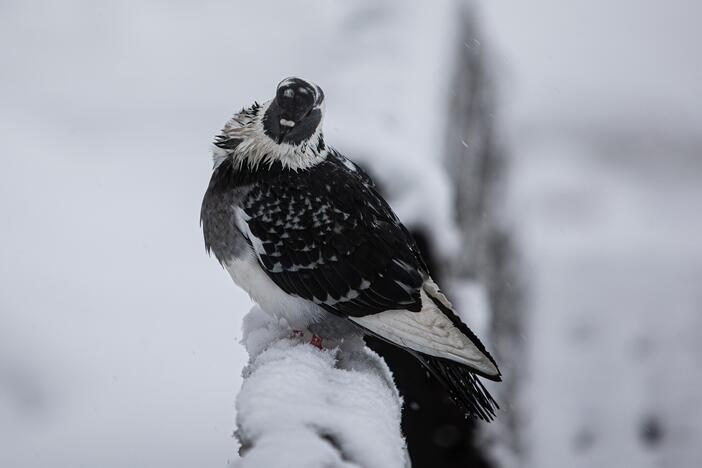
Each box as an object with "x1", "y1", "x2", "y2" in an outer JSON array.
[{"x1": 237, "y1": 155, "x2": 427, "y2": 318}]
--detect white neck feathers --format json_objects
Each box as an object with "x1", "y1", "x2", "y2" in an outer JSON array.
[{"x1": 212, "y1": 100, "x2": 327, "y2": 172}]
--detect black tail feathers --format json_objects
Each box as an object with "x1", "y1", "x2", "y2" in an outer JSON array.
[{"x1": 414, "y1": 352, "x2": 499, "y2": 422}]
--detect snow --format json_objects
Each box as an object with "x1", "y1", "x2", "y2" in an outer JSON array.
[{"x1": 233, "y1": 307, "x2": 408, "y2": 468}]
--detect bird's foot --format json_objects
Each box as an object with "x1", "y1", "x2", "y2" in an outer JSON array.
[
  {"x1": 290, "y1": 330, "x2": 324, "y2": 349},
  {"x1": 310, "y1": 334, "x2": 323, "y2": 349}
]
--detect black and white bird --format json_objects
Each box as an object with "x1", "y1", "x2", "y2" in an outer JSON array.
[{"x1": 201, "y1": 77, "x2": 501, "y2": 420}]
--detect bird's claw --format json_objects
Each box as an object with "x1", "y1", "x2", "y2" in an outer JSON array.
[
  {"x1": 290, "y1": 329, "x2": 324, "y2": 349},
  {"x1": 310, "y1": 334, "x2": 323, "y2": 349}
]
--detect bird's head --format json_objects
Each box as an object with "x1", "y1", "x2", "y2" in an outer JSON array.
[
  {"x1": 214, "y1": 77, "x2": 327, "y2": 171},
  {"x1": 263, "y1": 77, "x2": 325, "y2": 145}
]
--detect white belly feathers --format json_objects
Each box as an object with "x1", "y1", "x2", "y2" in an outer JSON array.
[{"x1": 224, "y1": 248, "x2": 326, "y2": 328}]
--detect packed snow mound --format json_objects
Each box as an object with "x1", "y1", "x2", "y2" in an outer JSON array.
[{"x1": 232, "y1": 307, "x2": 409, "y2": 468}]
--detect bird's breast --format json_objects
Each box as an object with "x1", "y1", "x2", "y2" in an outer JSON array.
[{"x1": 223, "y1": 251, "x2": 326, "y2": 328}]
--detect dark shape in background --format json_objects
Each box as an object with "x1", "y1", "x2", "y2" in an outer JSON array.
[{"x1": 366, "y1": 8, "x2": 524, "y2": 466}]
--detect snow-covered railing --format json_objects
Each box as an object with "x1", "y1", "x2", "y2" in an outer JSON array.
[{"x1": 231, "y1": 306, "x2": 409, "y2": 468}]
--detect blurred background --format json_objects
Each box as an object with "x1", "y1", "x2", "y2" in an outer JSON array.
[{"x1": 1, "y1": 0, "x2": 700, "y2": 467}]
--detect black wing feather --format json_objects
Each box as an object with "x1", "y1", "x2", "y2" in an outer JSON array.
[{"x1": 238, "y1": 152, "x2": 426, "y2": 317}]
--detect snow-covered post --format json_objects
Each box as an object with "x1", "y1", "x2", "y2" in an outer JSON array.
[{"x1": 231, "y1": 306, "x2": 410, "y2": 468}]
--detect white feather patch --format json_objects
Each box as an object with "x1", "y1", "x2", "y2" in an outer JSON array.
[
  {"x1": 349, "y1": 285, "x2": 499, "y2": 377},
  {"x1": 214, "y1": 100, "x2": 328, "y2": 172},
  {"x1": 234, "y1": 207, "x2": 266, "y2": 260},
  {"x1": 224, "y1": 250, "x2": 325, "y2": 329}
]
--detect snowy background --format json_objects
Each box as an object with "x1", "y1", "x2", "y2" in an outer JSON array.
[{"x1": 1, "y1": 0, "x2": 701, "y2": 467}]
